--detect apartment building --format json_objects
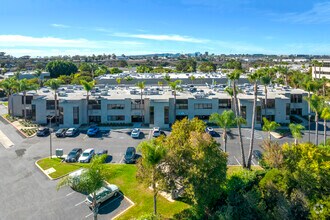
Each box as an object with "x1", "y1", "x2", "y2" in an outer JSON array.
[{"x1": 9, "y1": 84, "x2": 309, "y2": 129}]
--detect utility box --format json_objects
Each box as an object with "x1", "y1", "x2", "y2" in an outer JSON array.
[{"x1": 55, "y1": 149, "x2": 64, "y2": 157}]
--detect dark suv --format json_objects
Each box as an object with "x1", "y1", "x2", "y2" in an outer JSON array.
[
  {"x1": 36, "y1": 127, "x2": 50, "y2": 137},
  {"x1": 124, "y1": 147, "x2": 136, "y2": 164},
  {"x1": 55, "y1": 128, "x2": 67, "y2": 137},
  {"x1": 66, "y1": 148, "x2": 83, "y2": 163}
]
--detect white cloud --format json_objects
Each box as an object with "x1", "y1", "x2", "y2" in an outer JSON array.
[
  {"x1": 0, "y1": 35, "x2": 144, "y2": 48},
  {"x1": 51, "y1": 23, "x2": 71, "y2": 28},
  {"x1": 112, "y1": 33, "x2": 208, "y2": 43},
  {"x1": 277, "y1": 2, "x2": 330, "y2": 24}
]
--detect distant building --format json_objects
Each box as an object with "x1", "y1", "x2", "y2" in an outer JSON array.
[{"x1": 312, "y1": 60, "x2": 330, "y2": 79}]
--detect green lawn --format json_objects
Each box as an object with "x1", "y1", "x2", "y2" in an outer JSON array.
[
  {"x1": 37, "y1": 158, "x2": 90, "y2": 179},
  {"x1": 105, "y1": 165, "x2": 189, "y2": 219},
  {"x1": 1, "y1": 101, "x2": 8, "y2": 107},
  {"x1": 36, "y1": 158, "x2": 262, "y2": 219}
]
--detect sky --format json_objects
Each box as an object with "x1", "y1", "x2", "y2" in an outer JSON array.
[{"x1": 0, "y1": 0, "x2": 330, "y2": 57}]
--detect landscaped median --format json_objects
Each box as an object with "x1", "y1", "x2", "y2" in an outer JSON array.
[{"x1": 35, "y1": 157, "x2": 190, "y2": 219}]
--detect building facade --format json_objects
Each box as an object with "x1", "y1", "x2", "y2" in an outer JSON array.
[{"x1": 9, "y1": 84, "x2": 309, "y2": 129}]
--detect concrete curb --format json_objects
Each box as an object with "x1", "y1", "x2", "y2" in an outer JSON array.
[
  {"x1": 0, "y1": 115, "x2": 30, "y2": 138},
  {"x1": 35, "y1": 157, "x2": 73, "y2": 181},
  {"x1": 112, "y1": 195, "x2": 135, "y2": 220}
]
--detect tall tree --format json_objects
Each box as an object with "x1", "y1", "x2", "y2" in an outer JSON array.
[
  {"x1": 247, "y1": 70, "x2": 261, "y2": 169},
  {"x1": 302, "y1": 79, "x2": 318, "y2": 143},
  {"x1": 17, "y1": 79, "x2": 38, "y2": 120},
  {"x1": 227, "y1": 70, "x2": 246, "y2": 167},
  {"x1": 209, "y1": 110, "x2": 237, "y2": 152},
  {"x1": 260, "y1": 69, "x2": 272, "y2": 119},
  {"x1": 305, "y1": 94, "x2": 323, "y2": 145},
  {"x1": 320, "y1": 104, "x2": 330, "y2": 145},
  {"x1": 136, "y1": 81, "x2": 145, "y2": 123},
  {"x1": 45, "y1": 79, "x2": 63, "y2": 125},
  {"x1": 0, "y1": 78, "x2": 18, "y2": 115},
  {"x1": 80, "y1": 80, "x2": 95, "y2": 125},
  {"x1": 46, "y1": 60, "x2": 78, "y2": 78},
  {"x1": 262, "y1": 117, "x2": 280, "y2": 140},
  {"x1": 289, "y1": 123, "x2": 305, "y2": 145},
  {"x1": 57, "y1": 155, "x2": 109, "y2": 220},
  {"x1": 137, "y1": 139, "x2": 167, "y2": 215},
  {"x1": 169, "y1": 80, "x2": 182, "y2": 124}
]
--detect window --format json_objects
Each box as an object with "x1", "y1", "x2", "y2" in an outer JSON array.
[
  {"x1": 219, "y1": 99, "x2": 231, "y2": 108},
  {"x1": 46, "y1": 100, "x2": 56, "y2": 110},
  {"x1": 88, "y1": 100, "x2": 101, "y2": 110},
  {"x1": 73, "y1": 107, "x2": 79, "y2": 124},
  {"x1": 150, "y1": 106, "x2": 154, "y2": 124},
  {"x1": 131, "y1": 100, "x2": 144, "y2": 110},
  {"x1": 164, "y1": 106, "x2": 169, "y2": 124},
  {"x1": 286, "y1": 103, "x2": 290, "y2": 120},
  {"x1": 107, "y1": 115, "x2": 125, "y2": 121},
  {"x1": 22, "y1": 96, "x2": 33, "y2": 104},
  {"x1": 107, "y1": 104, "x2": 125, "y2": 109},
  {"x1": 241, "y1": 106, "x2": 247, "y2": 120},
  {"x1": 194, "y1": 115, "x2": 210, "y2": 120},
  {"x1": 89, "y1": 116, "x2": 101, "y2": 123},
  {"x1": 263, "y1": 99, "x2": 275, "y2": 109},
  {"x1": 256, "y1": 106, "x2": 261, "y2": 123},
  {"x1": 291, "y1": 94, "x2": 302, "y2": 103},
  {"x1": 176, "y1": 99, "x2": 188, "y2": 109},
  {"x1": 31, "y1": 105, "x2": 36, "y2": 121},
  {"x1": 194, "y1": 103, "x2": 212, "y2": 109}
]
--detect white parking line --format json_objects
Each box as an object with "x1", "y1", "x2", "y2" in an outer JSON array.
[
  {"x1": 119, "y1": 154, "x2": 125, "y2": 163},
  {"x1": 85, "y1": 213, "x2": 93, "y2": 218},
  {"x1": 83, "y1": 135, "x2": 88, "y2": 140},
  {"x1": 252, "y1": 160, "x2": 256, "y2": 166},
  {"x1": 0, "y1": 130, "x2": 14, "y2": 149},
  {"x1": 148, "y1": 130, "x2": 152, "y2": 139},
  {"x1": 66, "y1": 192, "x2": 75, "y2": 197},
  {"x1": 75, "y1": 200, "x2": 85, "y2": 207},
  {"x1": 233, "y1": 156, "x2": 241, "y2": 166}
]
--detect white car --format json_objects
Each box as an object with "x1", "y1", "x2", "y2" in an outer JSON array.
[
  {"x1": 152, "y1": 127, "x2": 161, "y2": 137},
  {"x1": 85, "y1": 184, "x2": 119, "y2": 207},
  {"x1": 78, "y1": 148, "x2": 95, "y2": 163},
  {"x1": 131, "y1": 128, "x2": 141, "y2": 139}
]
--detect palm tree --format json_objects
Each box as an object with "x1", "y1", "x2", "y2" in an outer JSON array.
[
  {"x1": 302, "y1": 79, "x2": 318, "y2": 142},
  {"x1": 34, "y1": 69, "x2": 43, "y2": 87},
  {"x1": 189, "y1": 75, "x2": 196, "y2": 84},
  {"x1": 157, "y1": 81, "x2": 164, "y2": 89},
  {"x1": 45, "y1": 79, "x2": 63, "y2": 125},
  {"x1": 209, "y1": 110, "x2": 236, "y2": 152},
  {"x1": 224, "y1": 87, "x2": 235, "y2": 113},
  {"x1": 137, "y1": 139, "x2": 167, "y2": 215},
  {"x1": 260, "y1": 70, "x2": 272, "y2": 119},
  {"x1": 163, "y1": 74, "x2": 171, "y2": 87},
  {"x1": 169, "y1": 80, "x2": 182, "y2": 123},
  {"x1": 277, "y1": 65, "x2": 289, "y2": 86},
  {"x1": 57, "y1": 155, "x2": 109, "y2": 220},
  {"x1": 80, "y1": 80, "x2": 95, "y2": 125},
  {"x1": 136, "y1": 81, "x2": 145, "y2": 123},
  {"x1": 18, "y1": 79, "x2": 38, "y2": 120},
  {"x1": 289, "y1": 123, "x2": 305, "y2": 145},
  {"x1": 227, "y1": 70, "x2": 246, "y2": 168},
  {"x1": 305, "y1": 94, "x2": 323, "y2": 146},
  {"x1": 116, "y1": 77, "x2": 122, "y2": 85},
  {"x1": 0, "y1": 78, "x2": 18, "y2": 115},
  {"x1": 90, "y1": 63, "x2": 98, "y2": 79},
  {"x1": 321, "y1": 105, "x2": 330, "y2": 145},
  {"x1": 262, "y1": 117, "x2": 280, "y2": 140},
  {"x1": 247, "y1": 70, "x2": 262, "y2": 169},
  {"x1": 311, "y1": 60, "x2": 319, "y2": 79}
]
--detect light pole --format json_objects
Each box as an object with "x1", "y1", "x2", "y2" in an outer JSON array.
[{"x1": 48, "y1": 115, "x2": 55, "y2": 159}]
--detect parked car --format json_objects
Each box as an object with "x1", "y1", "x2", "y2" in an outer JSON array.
[
  {"x1": 85, "y1": 184, "x2": 119, "y2": 207},
  {"x1": 205, "y1": 127, "x2": 216, "y2": 136},
  {"x1": 97, "y1": 149, "x2": 108, "y2": 156},
  {"x1": 65, "y1": 128, "x2": 79, "y2": 137},
  {"x1": 124, "y1": 147, "x2": 136, "y2": 164},
  {"x1": 55, "y1": 128, "x2": 67, "y2": 137},
  {"x1": 78, "y1": 148, "x2": 95, "y2": 163},
  {"x1": 252, "y1": 150, "x2": 263, "y2": 161},
  {"x1": 65, "y1": 148, "x2": 83, "y2": 162},
  {"x1": 36, "y1": 127, "x2": 50, "y2": 137},
  {"x1": 87, "y1": 126, "x2": 100, "y2": 137},
  {"x1": 152, "y1": 127, "x2": 161, "y2": 137},
  {"x1": 131, "y1": 128, "x2": 141, "y2": 139}
]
